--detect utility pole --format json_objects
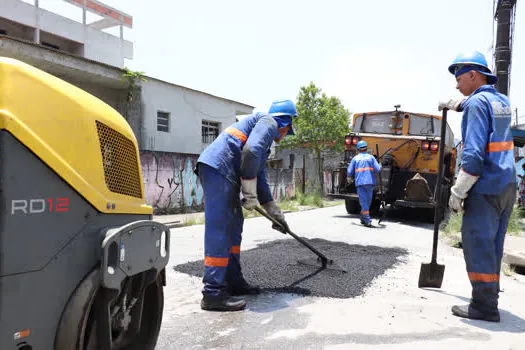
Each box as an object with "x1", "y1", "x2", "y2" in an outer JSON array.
[{"x1": 494, "y1": 0, "x2": 517, "y2": 96}]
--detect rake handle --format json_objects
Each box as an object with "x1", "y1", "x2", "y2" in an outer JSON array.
[{"x1": 254, "y1": 206, "x2": 329, "y2": 265}]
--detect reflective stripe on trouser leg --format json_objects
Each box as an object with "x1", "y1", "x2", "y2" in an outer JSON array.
[
  {"x1": 357, "y1": 185, "x2": 373, "y2": 223},
  {"x1": 198, "y1": 164, "x2": 237, "y2": 296},
  {"x1": 461, "y1": 183, "x2": 516, "y2": 313},
  {"x1": 226, "y1": 197, "x2": 245, "y2": 286}
]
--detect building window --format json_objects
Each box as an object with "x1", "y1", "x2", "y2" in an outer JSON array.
[
  {"x1": 157, "y1": 111, "x2": 170, "y2": 132},
  {"x1": 202, "y1": 120, "x2": 220, "y2": 144}
]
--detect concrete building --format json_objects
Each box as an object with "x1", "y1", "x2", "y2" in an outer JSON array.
[{"x1": 1, "y1": 0, "x2": 254, "y2": 213}]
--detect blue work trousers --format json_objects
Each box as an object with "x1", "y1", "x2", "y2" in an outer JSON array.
[
  {"x1": 357, "y1": 185, "x2": 374, "y2": 224},
  {"x1": 197, "y1": 164, "x2": 244, "y2": 296},
  {"x1": 461, "y1": 182, "x2": 516, "y2": 313}
]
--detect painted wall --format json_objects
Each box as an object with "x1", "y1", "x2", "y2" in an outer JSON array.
[
  {"x1": 140, "y1": 151, "x2": 296, "y2": 213},
  {"x1": 267, "y1": 168, "x2": 295, "y2": 201},
  {"x1": 140, "y1": 151, "x2": 204, "y2": 214},
  {"x1": 275, "y1": 146, "x2": 345, "y2": 194}
]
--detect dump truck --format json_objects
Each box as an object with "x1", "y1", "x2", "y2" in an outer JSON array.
[
  {"x1": 327, "y1": 106, "x2": 457, "y2": 222},
  {"x1": 0, "y1": 57, "x2": 170, "y2": 349}
]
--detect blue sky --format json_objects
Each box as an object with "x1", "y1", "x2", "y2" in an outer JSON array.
[{"x1": 37, "y1": 0, "x2": 525, "y2": 138}]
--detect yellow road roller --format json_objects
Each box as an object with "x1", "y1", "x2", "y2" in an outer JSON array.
[{"x1": 0, "y1": 57, "x2": 170, "y2": 350}]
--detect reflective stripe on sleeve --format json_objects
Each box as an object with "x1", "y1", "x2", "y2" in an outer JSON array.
[
  {"x1": 486, "y1": 141, "x2": 514, "y2": 152},
  {"x1": 225, "y1": 127, "x2": 248, "y2": 144}
]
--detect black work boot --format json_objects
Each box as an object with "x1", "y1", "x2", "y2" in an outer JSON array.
[
  {"x1": 200, "y1": 294, "x2": 247, "y2": 312},
  {"x1": 227, "y1": 280, "x2": 261, "y2": 296},
  {"x1": 451, "y1": 304, "x2": 500, "y2": 322}
]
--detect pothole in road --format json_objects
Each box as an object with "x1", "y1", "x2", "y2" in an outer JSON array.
[{"x1": 173, "y1": 238, "x2": 408, "y2": 299}]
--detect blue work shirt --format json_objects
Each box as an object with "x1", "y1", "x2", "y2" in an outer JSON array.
[
  {"x1": 347, "y1": 152, "x2": 381, "y2": 186},
  {"x1": 197, "y1": 112, "x2": 280, "y2": 204},
  {"x1": 460, "y1": 85, "x2": 516, "y2": 195}
]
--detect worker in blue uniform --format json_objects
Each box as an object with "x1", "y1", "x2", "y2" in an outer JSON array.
[
  {"x1": 195, "y1": 100, "x2": 298, "y2": 312},
  {"x1": 439, "y1": 51, "x2": 516, "y2": 322},
  {"x1": 347, "y1": 141, "x2": 381, "y2": 227}
]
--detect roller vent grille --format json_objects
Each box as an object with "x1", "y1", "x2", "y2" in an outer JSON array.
[{"x1": 96, "y1": 121, "x2": 142, "y2": 198}]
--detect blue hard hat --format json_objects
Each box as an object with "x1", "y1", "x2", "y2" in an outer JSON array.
[
  {"x1": 357, "y1": 140, "x2": 367, "y2": 150},
  {"x1": 269, "y1": 99, "x2": 298, "y2": 117},
  {"x1": 447, "y1": 51, "x2": 497, "y2": 84},
  {"x1": 269, "y1": 100, "x2": 298, "y2": 135}
]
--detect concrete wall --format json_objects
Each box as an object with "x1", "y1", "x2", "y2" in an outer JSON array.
[
  {"x1": 274, "y1": 146, "x2": 344, "y2": 193},
  {"x1": 140, "y1": 78, "x2": 253, "y2": 154},
  {"x1": 140, "y1": 151, "x2": 204, "y2": 214},
  {"x1": 267, "y1": 168, "x2": 295, "y2": 201},
  {"x1": 1, "y1": 0, "x2": 132, "y2": 67},
  {"x1": 140, "y1": 152, "x2": 295, "y2": 213}
]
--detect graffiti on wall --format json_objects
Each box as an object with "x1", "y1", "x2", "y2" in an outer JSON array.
[
  {"x1": 140, "y1": 151, "x2": 204, "y2": 213},
  {"x1": 323, "y1": 171, "x2": 333, "y2": 195},
  {"x1": 266, "y1": 168, "x2": 295, "y2": 201},
  {"x1": 140, "y1": 151, "x2": 296, "y2": 213}
]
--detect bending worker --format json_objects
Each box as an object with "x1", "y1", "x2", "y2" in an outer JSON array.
[
  {"x1": 347, "y1": 140, "x2": 381, "y2": 227},
  {"x1": 439, "y1": 51, "x2": 516, "y2": 322},
  {"x1": 195, "y1": 100, "x2": 297, "y2": 312}
]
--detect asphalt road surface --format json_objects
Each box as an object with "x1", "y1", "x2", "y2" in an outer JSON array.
[{"x1": 156, "y1": 204, "x2": 525, "y2": 350}]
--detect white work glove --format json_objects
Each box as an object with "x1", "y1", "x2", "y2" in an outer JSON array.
[
  {"x1": 346, "y1": 177, "x2": 354, "y2": 185},
  {"x1": 438, "y1": 99, "x2": 464, "y2": 112},
  {"x1": 241, "y1": 178, "x2": 259, "y2": 210},
  {"x1": 262, "y1": 201, "x2": 289, "y2": 234},
  {"x1": 449, "y1": 169, "x2": 479, "y2": 212}
]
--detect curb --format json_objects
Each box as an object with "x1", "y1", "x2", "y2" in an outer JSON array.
[{"x1": 503, "y1": 250, "x2": 525, "y2": 268}]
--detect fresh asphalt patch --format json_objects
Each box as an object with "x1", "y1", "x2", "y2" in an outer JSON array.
[{"x1": 173, "y1": 238, "x2": 408, "y2": 299}]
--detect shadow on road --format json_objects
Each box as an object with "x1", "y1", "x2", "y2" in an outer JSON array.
[
  {"x1": 423, "y1": 288, "x2": 525, "y2": 333},
  {"x1": 333, "y1": 206, "x2": 437, "y2": 229}
]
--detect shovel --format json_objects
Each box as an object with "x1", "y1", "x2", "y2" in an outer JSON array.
[
  {"x1": 418, "y1": 108, "x2": 448, "y2": 288},
  {"x1": 375, "y1": 144, "x2": 388, "y2": 225},
  {"x1": 254, "y1": 206, "x2": 347, "y2": 273}
]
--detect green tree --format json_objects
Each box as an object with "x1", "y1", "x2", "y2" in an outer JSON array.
[
  {"x1": 121, "y1": 67, "x2": 147, "y2": 102},
  {"x1": 280, "y1": 82, "x2": 351, "y2": 193}
]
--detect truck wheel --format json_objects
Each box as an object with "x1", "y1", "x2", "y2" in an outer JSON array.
[
  {"x1": 55, "y1": 267, "x2": 164, "y2": 350},
  {"x1": 345, "y1": 199, "x2": 360, "y2": 214}
]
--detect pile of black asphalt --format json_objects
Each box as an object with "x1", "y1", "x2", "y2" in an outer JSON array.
[{"x1": 173, "y1": 238, "x2": 408, "y2": 299}]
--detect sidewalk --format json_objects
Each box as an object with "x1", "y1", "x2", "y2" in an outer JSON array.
[
  {"x1": 152, "y1": 208, "x2": 307, "y2": 228},
  {"x1": 154, "y1": 206, "x2": 525, "y2": 270},
  {"x1": 504, "y1": 234, "x2": 525, "y2": 268},
  {"x1": 153, "y1": 211, "x2": 205, "y2": 228}
]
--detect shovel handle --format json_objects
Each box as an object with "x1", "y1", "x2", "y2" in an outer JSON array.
[
  {"x1": 431, "y1": 108, "x2": 448, "y2": 263},
  {"x1": 253, "y1": 206, "x2": 329, "y2": 264}
]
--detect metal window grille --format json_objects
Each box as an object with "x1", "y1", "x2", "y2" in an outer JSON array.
[
  {"x1": 202, "y1": 120, "x2": 220, "y2": 144},
  {"x1": 157, "y1": 111, "x2": 170, "y2": 132}
]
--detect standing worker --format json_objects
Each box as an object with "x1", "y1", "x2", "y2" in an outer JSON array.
[
  {"x1": 439, "y1": 51, "x2": 516, "y2": 322},
  {"x1": 347, "y1": 141, "x2": 381, "y2": 227},
  {"x1": 195, "y1": 100, "x2": 298, "y2": 312}
]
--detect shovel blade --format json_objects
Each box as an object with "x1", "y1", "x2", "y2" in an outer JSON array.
[{"x1": 418, "y1": 262, "x2": 445, "y2": 288}]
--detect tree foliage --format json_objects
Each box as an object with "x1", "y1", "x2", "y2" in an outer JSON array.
[{"x1": 280, "y1": 82, "x2": 351, "y2": 157}]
